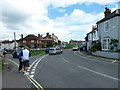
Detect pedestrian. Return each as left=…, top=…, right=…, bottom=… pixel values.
left=18, top=48, right=24, bottom=73
left=22, top=46, right=31, bottom=75
left=3, top=50, right=7, bottom=58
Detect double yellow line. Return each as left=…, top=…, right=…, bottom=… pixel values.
left=8, top=59, right=44, bottom=90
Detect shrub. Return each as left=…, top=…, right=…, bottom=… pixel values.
left=89, top=48, right=98, bottom=52
left=116, top=49, right=120, bottom=52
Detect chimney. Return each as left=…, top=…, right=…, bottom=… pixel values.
left=38, top=34, right=43, bottom=39
left=21, top=34, right=23, bottom=39
left=38, top=34, right=40, bottom=37
left=104, top=7, right=111, bottom=17
left=46, top=33, right=49, bottom=36
left=52, top=33, right=54, bottom=35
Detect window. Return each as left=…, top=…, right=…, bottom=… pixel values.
left=102, top=38, right=110, bottom=50
left=102, top=39, right=107, bottom=49
left=104, top=21, right=109, bottom=32
left=31, top=40, right=34, bottom=43
left=23, top=40, right=26, bottom=43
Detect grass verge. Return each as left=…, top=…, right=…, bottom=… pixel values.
left=31, top=50, right=45, bottom=56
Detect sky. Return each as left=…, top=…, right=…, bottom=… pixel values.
left=0, top=0, right=119, bottom=42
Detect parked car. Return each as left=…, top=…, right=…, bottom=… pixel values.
left=56, top=48, right=63, bottom=54
left=31, top=48, right=41, bottom=51
left=49, top=47, right=63, bottom=55
left=72, top=46, right=79, bottom=51
left=13, top=51, right=19, bottom=58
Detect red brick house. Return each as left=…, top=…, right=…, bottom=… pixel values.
left=69, top=39, right=82, bottom=45
left=18, top=34, right=40, bottom=48
left=18, top=33, right=57, bottom=48
left=40, top=33, right=54, bottom=47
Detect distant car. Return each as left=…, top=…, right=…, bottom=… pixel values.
left=72, top=46, right=79, bottom=51
left=49, top=47, right=63, bottom=55
left=13, top=51, right=19, bottom=58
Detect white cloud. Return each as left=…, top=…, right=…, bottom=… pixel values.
left=43, top=0, right=119, bottom=8
left=59, top=9, right=66, bottom=13
left=0, top=0, right=118, bottom=42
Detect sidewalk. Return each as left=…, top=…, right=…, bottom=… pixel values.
left=79, top=51, right=120, bottom=62
left=2, top=59, right=33, bottom=89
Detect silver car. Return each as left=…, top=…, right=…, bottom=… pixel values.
left=49, top=47, right=63, bottom=55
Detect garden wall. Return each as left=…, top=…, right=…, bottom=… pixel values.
left=92, top=51, right=120, bottom=60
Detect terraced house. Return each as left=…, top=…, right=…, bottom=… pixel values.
left=97, top=7, right=120, bottom=51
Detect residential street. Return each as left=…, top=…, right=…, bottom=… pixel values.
left=30, top=49, right=119, bottom=88
left=3, top=49, right=119, bottom=89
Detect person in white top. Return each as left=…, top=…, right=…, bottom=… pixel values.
left=22, top=46, right=31, bottom=75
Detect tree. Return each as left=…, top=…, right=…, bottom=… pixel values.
left=46, top=41, right=53, bottom=47
left=58, top=40, right=61, bottom=45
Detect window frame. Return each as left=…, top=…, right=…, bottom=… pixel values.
left=23, top=40, right=26, bottom=43
left=104, top=21, right=109, bottom=32
left=31, top=40, right=35, bottom=43
left=102, top=38, right=110, bottom=50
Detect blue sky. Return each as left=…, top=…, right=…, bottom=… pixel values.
left=48, top=3, right=116, bottom=19
left=1, top=0, right=119, bottom=42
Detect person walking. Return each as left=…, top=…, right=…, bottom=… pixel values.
left=22, top=46, right=31, bottom=75
left=18, top=48, right=23, bottom=73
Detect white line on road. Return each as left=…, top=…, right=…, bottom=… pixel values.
left=77, top=66, right=120, bottom=81
left=31, top=72, right=35, bottom=74
left=62, top=58, right=69, bottom=63
left=29, top=58, right=40, bottom=70
left=33, top=66, right=36, bottom=69
left=112, top=60, right=117, bottom=63
left=32, top=69, right=36, bottom=71
left=30, top=75, right=34, bottom=78
left=29, top=55, right=48, bottom=78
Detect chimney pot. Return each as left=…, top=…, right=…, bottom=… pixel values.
left=21, top=34, right=23, bottom=39
left=104, top=7, right=111, bottom=17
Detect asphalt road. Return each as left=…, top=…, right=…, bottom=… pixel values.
left=5, top=50, right=119, bottom=89
left=31, top=49, right=119, bottom=88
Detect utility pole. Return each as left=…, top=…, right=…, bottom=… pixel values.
left=14, top=32, right=16, bottom=49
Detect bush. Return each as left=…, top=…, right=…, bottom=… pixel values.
left=89, top=48, right=98, bottom=52
left=116, top=49, right=120, bottom=52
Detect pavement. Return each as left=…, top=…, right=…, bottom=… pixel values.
left=2, top=57, right=33, bottom=89
left=79, top=51, right=120, bottom=63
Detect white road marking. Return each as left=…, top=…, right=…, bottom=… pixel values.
left=32, top=69, right=36, bottom=71
left=31, top=72, right=35, bottom=74
left=74, top=52, right=90, bottom=59
left=29, top=58, right=39, bottom=70
left=29, top=55, right=48, bottom=78
left=33, top=66, right=36, bottom=69
left=77, top=66, right=119, bottom=81
left=30, top=75, right=34, bottom=78
left=62, top=58, right=69, bottom=63
left=112, top=60, right=117, bottom=63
